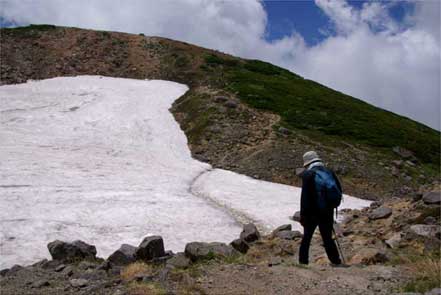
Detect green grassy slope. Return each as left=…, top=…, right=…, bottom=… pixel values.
left=202, top=55, right=440, bottom=164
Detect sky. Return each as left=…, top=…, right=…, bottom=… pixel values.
left=0, top=0, right=440, bottom=130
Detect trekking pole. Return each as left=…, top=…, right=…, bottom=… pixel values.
left=332, top=227, right=346, bottom=265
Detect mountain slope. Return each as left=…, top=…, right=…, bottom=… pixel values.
left=1, top=25, right=439, bottom=199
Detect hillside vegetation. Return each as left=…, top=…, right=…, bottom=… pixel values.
left=1, top=25, right=439, bottom=199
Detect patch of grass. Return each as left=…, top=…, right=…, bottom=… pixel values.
left=121, top=262, right=155, bottom=282
left=2, top=24, right=57, bottom=38
left=401, top=253, right=441, bottom=293
left=127, top=282, right=166, bottom=295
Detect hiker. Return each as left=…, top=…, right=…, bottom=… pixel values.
left=298, top=151, right=344, bottom=266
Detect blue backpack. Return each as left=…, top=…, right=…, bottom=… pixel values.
left=314, top=168, right=342, bottom=210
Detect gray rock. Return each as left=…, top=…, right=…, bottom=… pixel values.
left=224, top=100, right=238, bottom=108
left=78, top=261, right=96, bottom=270
left=62, top=265, right=74, bottom=277
left=97, top=260, right=112, bottom=271
left=0, top=268, right=9, bottom=276
left=391, top=160, right=403, bottom=168
left=185, top=242, right=236, bottom=262
left=425, top=288, right=441, bottom=295
left=350, top=248, right=389, bottom=265
left=230, top=238, right=249, bottom=254
left=166, top=253, right=191, bottom=269
left=240, top=223, right=260, bottom=243
left=422, top=191, right=441, bottom=205
left=268, top=256, right=282, bottom=266
left=271, top=224, right=292, bottom=237
left=108, top=244, right=137, bottom=266
left=214, top=96, right=228, bottom=103
left=47, top=240, right=97, bottom=262
left=409, top=225, right=440, bottom=239
left=54, top=264, right=66, bottom=272
left=135, top=236, right=165, bottom=261
left=370, top=201, right=382, bottom=209
left=276, top=230, right=302, bottom=240
left=424, top=216, right=437, bottom=225
left=369, top=207, right=392, bottom=220
left=385, top=233, right=402, bottom=249
left=278, top=127, right=290, bottom=135
left=392, top=146, right=414, bottom=159
left=32, top=280, right=50, bottom=288
left=70, top=278, right=88, bottom=288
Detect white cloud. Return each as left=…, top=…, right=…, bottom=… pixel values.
left=1, top=0, right=439, bottom=129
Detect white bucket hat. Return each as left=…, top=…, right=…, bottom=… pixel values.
left=303, top=151, right=321, bottom=167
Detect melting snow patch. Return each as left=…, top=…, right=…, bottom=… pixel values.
left=0, top=76, right=370, bottom=268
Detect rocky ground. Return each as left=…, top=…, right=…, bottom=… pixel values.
left=1, top=190, right=439, bottom=295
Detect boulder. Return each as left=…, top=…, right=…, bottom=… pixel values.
left=350, top=248, right=388, bottom=265
left=271, top=224, right=292, bottom=237
left=135, top=236, right=165, bottom=261
left=240, top=223, right=260, bottom=243
left=409, top=225, right=440, bottom=239
left=107, top=244, right=137, bottom=266
left=368, top=207, right=392, bottom=220
left=185, top=242, right=236, bottom=262
left=166, top=253, right=191, bottom=269
left=47, top=240, right=97, bottom=262
left=230, top=238, right=249, bottom=254
left=385, top=233, right=402, bottom=249
left=422, top=191, right=441, bottom=205
left=276, top=230, right=303, bottom=240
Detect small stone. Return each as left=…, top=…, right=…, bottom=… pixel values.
left=268, top=256, right=282, bottom=267
left=55, top=264, right=66, bottom=272
left=70, top=278, right=88, bottom=288
left=369, top=201, right=382, bottom=209
left=369, top=207, right=392, bottom=220
left=276, top=230, right=303, bottom=240
left=278, top=127, right=290, bottom=135
left=214, top=96, right=228, bottom=103
left=97, top=260, right=112, bottom=271
left=424, top=216, right=437, bottom=225
left=422, top=191, right=441, bottom=205
left=62, top=266, right=74, bottom=277
left=405, top=160, right=416, bottom=167
left=391, top=160, right=403, bottom=168
left=240, top=223, right=260, bottom=243
left=224, top=100, right=238, bottom=108
left=32, top=280, right=50, bottom=288
left=230, top=238, right=249, bottom=254
left=271, top=224, right=292, bottom=237
left=385, top=233, right=402, bottom=249
left=350, top=248, right=388, bottom=265
left=166, top=253, right=191, bottom=269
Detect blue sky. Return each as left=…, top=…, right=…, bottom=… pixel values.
left=263, top=0, right=415, bottom=45
left=0, top=0, right=439, bottom=129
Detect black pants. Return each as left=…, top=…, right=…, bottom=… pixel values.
left=299, top=211, right=341, bottom=265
